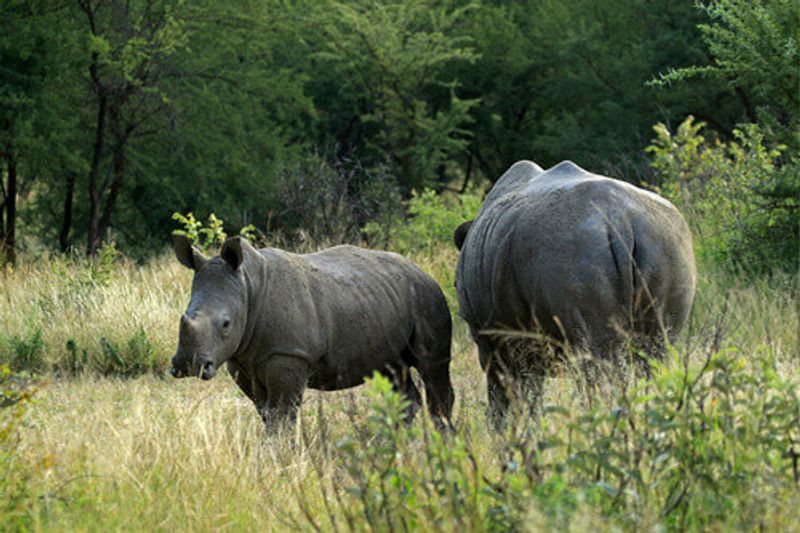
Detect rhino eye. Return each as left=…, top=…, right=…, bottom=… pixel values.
left=221, top=319, right=231, bottom=329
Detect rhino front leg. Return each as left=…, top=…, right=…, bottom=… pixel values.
left=227, top=360, right=267, bottom=408
left=259, top=355, right=310, bottom=432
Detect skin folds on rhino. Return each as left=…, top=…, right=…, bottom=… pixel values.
left=454, top=160, right=696, bottom=426
left=171, top=235, right=454, bottom=429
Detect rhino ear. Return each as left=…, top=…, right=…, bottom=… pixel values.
left=220, top=237, right=245, bottom=271
left=454, top=220, right=473, bottom=251
left=173, top=234, right=207, bottom=271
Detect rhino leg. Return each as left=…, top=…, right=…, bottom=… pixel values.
left=407, top=322, right=454, bottom=427
left=482, top=338, right=547, bottom=430
left=419, top=359, right=454, bottom=428
left=478, top=337, right=513, bottom=429
left=227, top=360, right=267, bottom=408
left=258, top=355, right=310, bottom=431
left=486, top=365, right=511, bottom=430
left=386, top=362, right=422, bottom=423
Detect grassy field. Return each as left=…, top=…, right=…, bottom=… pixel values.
left=1, top=245, right=798, bottom=531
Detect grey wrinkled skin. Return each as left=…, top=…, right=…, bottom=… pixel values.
left=454, top=160, right=696, bottom=427
left=171, top=235, right=454, bottom=430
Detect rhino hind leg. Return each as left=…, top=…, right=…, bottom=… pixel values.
left=409, top=340, right=454, bottom=427
left=486, top=365, right=511, bottom=430
left=419, top=360, right=454, bottom=427
left=405, top=311, right=454, bottom=427
left=480, top=337, right=547, bottom=431
left=386, top=362, right=423, bottom=423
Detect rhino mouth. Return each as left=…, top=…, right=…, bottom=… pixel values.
left=199, top=359, right=217, bottom=380
left=170, top=353, right=217, bottom=380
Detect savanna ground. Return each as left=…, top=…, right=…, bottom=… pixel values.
left=2, top=242, right=798, bottom=531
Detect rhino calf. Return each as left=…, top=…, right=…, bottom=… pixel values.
left=455, top=160, right=696, bottom=427
left=171, top=235, right=454, bottom=429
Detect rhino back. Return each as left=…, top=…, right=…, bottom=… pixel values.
left=243, top=246, right=447, bottom=388
left=457, top=161, right=695, bottom=344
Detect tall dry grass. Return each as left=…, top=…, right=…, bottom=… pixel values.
left=1, top=246, right=798, bottom=530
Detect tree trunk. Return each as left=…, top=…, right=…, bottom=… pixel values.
left=96, top=141, right=126, bottom=245
left=460, top=152, right=473, bottom=194
left=60, top=172, right=76, bottom=252
left=0, top=166, right=5, bottom=241
left=2, top=152, right=17, bottom=266
left=87, top=92, right=108, bottom=257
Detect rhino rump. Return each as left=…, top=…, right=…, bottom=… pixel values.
left=455, top=160, right=696, bottom=356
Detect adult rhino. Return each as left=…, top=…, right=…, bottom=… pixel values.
left=170, top=235, right=454, bottom=429
left=454, top=160, right=696, bottom=426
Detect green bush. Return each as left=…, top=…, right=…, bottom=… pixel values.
left=1, top=327, right=45, bottom=374
left=96, top=327, right=158, bottom=377
left=1, top=364, right=38, bottom=529
left=304, top=372, right=501, bottom=530
left=364, top=188, right=482, bottom=255
left=171, top=212, right=254, bottom=253
left=62, top=339, right=89, bottom=376
left=271, top=154, right=402, bottom=248
left=298, top=349, right=800, bottom=530
left=647, top=116, right=799, bottom=275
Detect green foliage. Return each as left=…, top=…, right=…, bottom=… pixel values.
left=1, top=0, right=769, bottom=257
left=0, top=364, right=38, bottom=529
left=171, top=212, right=227, bottom=252
left=62, top=339, right=89, bottom=376
left=96, top=327, right=158, bottom=377
left=302, top=349, right=800, bottom=530
left=273, top=153, right=402, bottom=246
left=521, top=348, right=799, bottom=530
left=318, top=372, right=496, bottom=530
left=654, top=0, right=800, bottom=149
left=647, top=116, right=799, bottom=274
left=45, top=243, right=122, bottom=296
left=451, top=0, right=738, bottom=182
left=364, top=188, right=482, bottom=255
left=2, top=327, right=44, bottom=374
left=172, top=211, right=255, bottom=252
left=310, top=0, right=479, bottom=192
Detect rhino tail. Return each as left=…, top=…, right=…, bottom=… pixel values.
left=615, top=221, right=672, bottom=350
left=606, top=220, right=636, bottom=334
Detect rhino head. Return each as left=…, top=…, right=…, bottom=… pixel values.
left=170, top=235, right=249, bottom=380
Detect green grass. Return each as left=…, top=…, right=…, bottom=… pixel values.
left=1, top=247, right=798, bottom=531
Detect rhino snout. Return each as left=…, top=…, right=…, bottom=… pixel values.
left=171, top=349, right=217, bottom=380
left=170, top=353, right=189, bottom=378
left=199, top=359, right=217, bottom=380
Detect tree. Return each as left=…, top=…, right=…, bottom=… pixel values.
left=309, top=0, right=478, bottom=193
left=655, top=0, right=800, bottom=151
left=0, top=1, right=69, bottom=264
left=453, top=0, right=744, bottom=183
left=75, top=0, right=188, bottom=255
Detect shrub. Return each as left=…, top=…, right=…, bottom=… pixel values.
left=364, top=188, right=482, bottom=255
left=1, top=327, right=45, bottom=374
left=274, top=153, right=403, bottom=247
left=96, top=327, right=159, bottom=377
left=301, top=372, right=500, bottom=530
left=647, top=116, right=799, bottom=275
left=62, top=339, right=89, bottom=376
left=0, top=364, right=38, bottom=529
left=297, top=348, right=800, bottom=530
